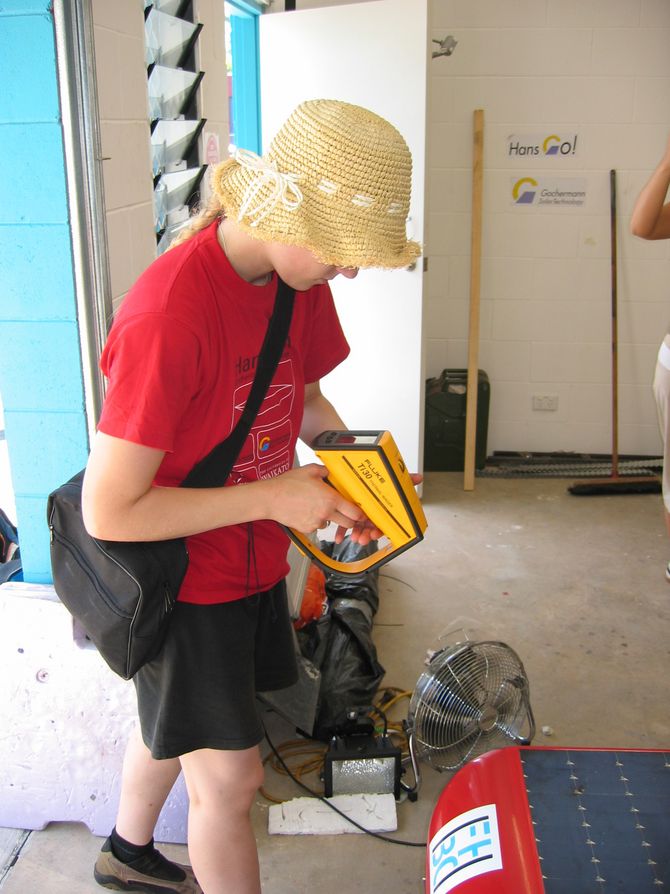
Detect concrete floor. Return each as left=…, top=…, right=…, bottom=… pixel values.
left=1, top=471, right=669, bottom=893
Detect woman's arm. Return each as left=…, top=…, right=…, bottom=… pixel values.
left=82, top=431, right=365, bottom=542
left=299, top=380, right=346, bottom=446
left=630, top=135, right=670, bottom=240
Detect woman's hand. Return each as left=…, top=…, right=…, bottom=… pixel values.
left=265, top=463, right=364, bottom=534
left=336, top=471, right=424, bottom=545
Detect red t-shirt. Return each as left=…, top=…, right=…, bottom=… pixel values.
left=97, top=221, right=349, bottom=603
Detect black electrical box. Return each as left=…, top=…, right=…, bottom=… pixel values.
left=424, top=369, right=490, bottom=471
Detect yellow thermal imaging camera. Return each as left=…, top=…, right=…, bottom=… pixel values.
left=287, top=430, right=427, bottom=577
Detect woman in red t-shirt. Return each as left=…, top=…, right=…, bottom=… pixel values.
left=83, top=99, right=421, bottom=894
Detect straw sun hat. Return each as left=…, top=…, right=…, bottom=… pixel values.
left=212, top=99, right=422, bottom=270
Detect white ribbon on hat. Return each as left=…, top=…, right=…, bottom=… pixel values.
left=234, top=148, right=303, bottom=227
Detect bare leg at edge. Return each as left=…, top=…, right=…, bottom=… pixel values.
left=180, top=745, right=264, bottom=894
left=115, top=725, right=182, bottom=845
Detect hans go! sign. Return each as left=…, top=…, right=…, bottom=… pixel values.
left=507, top=132, right=579, bottom=158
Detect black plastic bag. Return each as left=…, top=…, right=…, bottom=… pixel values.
left=297, top=538, right=385, bottom=741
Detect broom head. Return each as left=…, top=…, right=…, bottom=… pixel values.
left=568, top=475, right=661, bottom=496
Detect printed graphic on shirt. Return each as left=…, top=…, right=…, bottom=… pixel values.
left=231, top=357, right=296, bottom=482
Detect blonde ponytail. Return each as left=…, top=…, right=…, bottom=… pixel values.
left=166, top=187, right=225, bottom=251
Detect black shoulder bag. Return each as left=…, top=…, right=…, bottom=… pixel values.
left=47, top=278, right=295, bottom=680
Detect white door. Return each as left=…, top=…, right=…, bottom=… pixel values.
left=259, top=0, right=428, bottom=473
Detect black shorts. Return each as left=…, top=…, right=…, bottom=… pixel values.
left=133, top=581, right=299, bottom=759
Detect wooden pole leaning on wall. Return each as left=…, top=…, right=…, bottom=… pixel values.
left=464, top=109, right=485, bottom=491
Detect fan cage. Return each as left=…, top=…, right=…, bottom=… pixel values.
left=407, top=640, right=534, bottom=771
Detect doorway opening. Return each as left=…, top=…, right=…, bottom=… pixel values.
left=225, top=0, right=263, bottom=154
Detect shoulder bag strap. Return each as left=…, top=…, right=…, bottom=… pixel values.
left=181, top=276, right=296, bottom=489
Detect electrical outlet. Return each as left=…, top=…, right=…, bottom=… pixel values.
left=532, top=394, right=559, bottom=411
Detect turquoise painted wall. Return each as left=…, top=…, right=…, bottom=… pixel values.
left=0, top=1, right=89, bottom=583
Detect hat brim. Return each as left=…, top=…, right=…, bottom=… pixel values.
left=213, top=157, right=422, bottom=270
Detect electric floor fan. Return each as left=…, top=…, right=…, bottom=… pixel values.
left=403, top=628, right=535, bottom=794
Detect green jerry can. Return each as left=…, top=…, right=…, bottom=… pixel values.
left=423, top=369, right=490, bottom=471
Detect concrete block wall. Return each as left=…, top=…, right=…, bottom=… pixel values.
left=92, top=0, right=157, bottom=316
left=425, top=0, right=670, bottom=456
left=0, top=1, right=89, bottom=582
